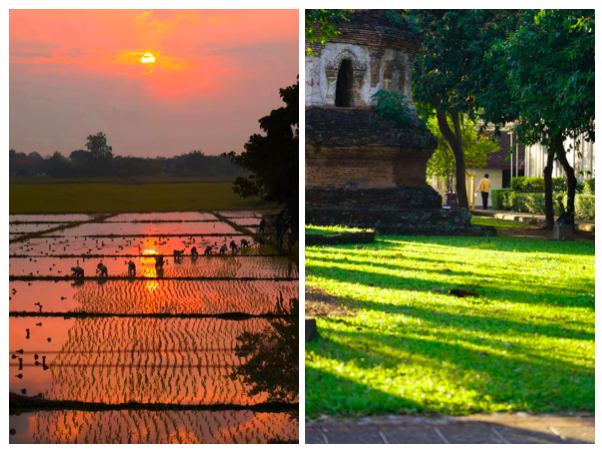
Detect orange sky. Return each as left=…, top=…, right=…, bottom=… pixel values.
left=9, top=9, right=299, bottom=157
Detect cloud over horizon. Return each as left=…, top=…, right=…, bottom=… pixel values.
left=10, top=9, right=299, bottom=157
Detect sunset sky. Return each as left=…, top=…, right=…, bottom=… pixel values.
left=9, top=9, right=299, bottom=157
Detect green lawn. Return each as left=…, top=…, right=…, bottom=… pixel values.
left=306, top=225, right=370, bottom=236
left=10, top=182, right=269, bottom=213
left=471, top=216, right=526, bottom=229
left=305, top=236, right=595, bottom=418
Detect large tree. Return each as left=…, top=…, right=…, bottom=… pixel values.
left=483, top=10, right=595, bottom=227
left=225, top=79, right=299, bottom=249
left=85, top=132, right=113, bottom=160
left=409, top=9, right=519, bottom=209
left=426, top=115, right=500, bottom=193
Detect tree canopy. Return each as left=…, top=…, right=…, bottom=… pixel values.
left=85, top=132, right=114, bottom=160
left=225, top=78, right=299, bottom=248
left=408, top=9, right=519, bottom=209
left=426, top=115, right=500, bottom=193
left=479, top=9, right=595, bottom=225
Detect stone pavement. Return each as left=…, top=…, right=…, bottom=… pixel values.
left=474, top=209, right=595, bottom=233
left=306, top=413, right=595, bottom=444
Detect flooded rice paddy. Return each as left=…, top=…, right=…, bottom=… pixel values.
left=9, top=211, right=299, bottom=443
left=10, top=224, right=65, bottom=234
left=57, top=221, right=239, bottom=236
left=10, top=214, right=96, bottom=223
left=10, top=410, right=297, bottom=444
left=9, top=256, right=297, bottom=279
left=10, top=235, right=266, bottom=256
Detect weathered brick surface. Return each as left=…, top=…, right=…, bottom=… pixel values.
left=305, top=108, right=437, bottom=190
left=306, top=108, right=436, bottom=149
left=306, top=187, right=442, bottom=209
left=305, top=206, right=484, bottom=236
left=306, top=10, right=422, bottom=66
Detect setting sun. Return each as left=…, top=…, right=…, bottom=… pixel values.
left=141, top=53, right=155, bottom=64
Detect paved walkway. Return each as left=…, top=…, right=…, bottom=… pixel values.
left=474, top=209, right=595, bottom=233
left=306, top=414, right=594, bottom=444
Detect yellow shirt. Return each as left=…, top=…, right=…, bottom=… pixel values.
left=477, top=178, right=491, bottom=193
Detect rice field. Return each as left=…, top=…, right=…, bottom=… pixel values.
left=10, top=410, right=298, bottom=444
left=56, top=221, right=239, bottom=236
left=10, top=235, right=268, bottom=256
left=9, top=256, right=297, bottom=279
left=9, top=211, right=299, bottom=444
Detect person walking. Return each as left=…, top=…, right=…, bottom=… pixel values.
left=476, top=174, right=492, bottom=210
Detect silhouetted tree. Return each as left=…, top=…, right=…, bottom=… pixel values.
left=69, top=149, right=93, bottom=165
left=225, top=78, right=299, bottom=249
left=479, top=9, right=595, bottom=227
left=85, top=132, right=113, bottom=160
left=230, top=296, right=299, bottom=406
left=48, top=151, right=69, bottom=177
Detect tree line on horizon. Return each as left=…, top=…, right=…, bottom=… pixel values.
left=9, top=132, right=248, bottom=179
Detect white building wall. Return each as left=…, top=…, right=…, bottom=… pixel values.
left=468, top=168, right=503, bottom=208
left=524, top=136, right=595, bottom=181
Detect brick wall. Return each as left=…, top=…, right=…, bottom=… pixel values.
left=306, top=146, right=433, bottom=189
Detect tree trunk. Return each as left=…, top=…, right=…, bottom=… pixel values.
left=435, top=107, right=468, bottom=209
left=543, top=151, right=555, bottom=230
left=555, top=134, right=577, bottom=225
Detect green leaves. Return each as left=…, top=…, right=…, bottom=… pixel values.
left=305, top=10, right=352, bottom=56
left=425, top=115, right=500, bottom=185
left=370, top=90, right=415, bottom=127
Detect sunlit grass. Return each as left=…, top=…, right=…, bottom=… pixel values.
left=471, top=216, right=526, bottom=229
left=305, top=235, right=595, bottom=418
left=305, top=225, right=371, bottom=236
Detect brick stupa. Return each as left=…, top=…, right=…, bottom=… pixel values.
left=305, top=10, right=482, bottom=235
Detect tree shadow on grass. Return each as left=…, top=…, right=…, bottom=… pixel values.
left=305, top=362, right=427, bottom=417
left=309, top=251, right=595, bottom=297
left=307, top=261, right=594, bottom=311
left=378, top=235, right=596, bottom=257
left=326, top=295, right=594, bottom=342
left=307, top=323, right=594, bottom=416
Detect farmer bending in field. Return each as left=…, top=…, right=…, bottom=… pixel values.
left=96, top=263, right=108, bottom=277
left=219, top=244, right=228, bottom=255
left=173, top=249, right=184, bottom=262
left=190, top=246, right=198, bottom=257
left=71, top=266, right=84, bottom=278
left=230, top=240, right=239, bottom=254
left=154, top=254, right=165, bottom=270
left=127, top=260, right=136, bottom=277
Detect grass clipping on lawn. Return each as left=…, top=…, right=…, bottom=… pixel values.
left=305, top=235, right=594, bottom=418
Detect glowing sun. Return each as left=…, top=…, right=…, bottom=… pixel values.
left=141, top=53, right=155, bottom=64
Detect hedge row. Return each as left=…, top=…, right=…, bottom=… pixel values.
left=491, top=189, right=595, bottom=220
left=575, top=194, right=595, bottom=220
left=582, top=178, right=595, bottom=195
left=510, top=176, right=595, bottom=194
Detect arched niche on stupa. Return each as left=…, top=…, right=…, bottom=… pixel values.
left=378, top=50, right=412, bottom=101
left=322, top=46, right=369, bottom=107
